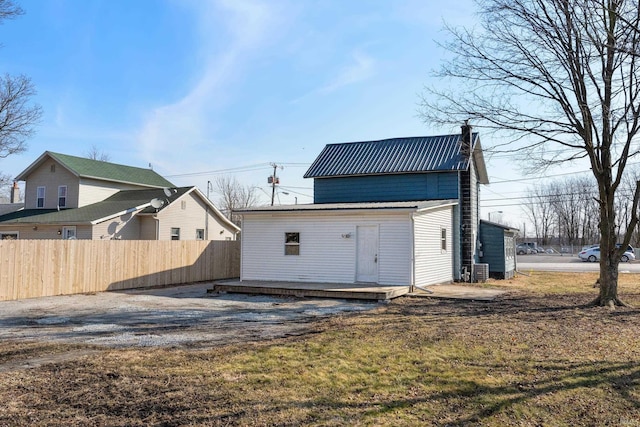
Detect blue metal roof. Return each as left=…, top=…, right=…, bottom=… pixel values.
left=304, top=134, right=479, bottom=179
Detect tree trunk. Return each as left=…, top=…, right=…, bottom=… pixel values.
left=595, top=261, right=622, bottom=308
left=593, top=196, right=628, bottom=308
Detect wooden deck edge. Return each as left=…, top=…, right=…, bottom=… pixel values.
left=209, top=284, right=409, bottom=301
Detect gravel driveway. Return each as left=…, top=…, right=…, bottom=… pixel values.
left=0, top=283, right=379, bottom=349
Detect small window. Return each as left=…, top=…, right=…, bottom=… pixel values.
left=441, top=228, right=447, bottom=251
left=170, top=228, right=180, bottom=240
left=36, top=186, right=45, bottom=208
left=285, top=232, right=300, bottom=256
left=181, top=200, right=187, bottom=210
left=62, top=226, right=76, bottom=240
left=58, top=186, right=67, bottom=208
left=196, top=229, right=204, bottom=240
left=0, top=232, right=18, bottom=240
left=50, top=164, right=56, bottom=173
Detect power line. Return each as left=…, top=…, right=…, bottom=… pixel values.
left=165, top=163, right=272, bottom=178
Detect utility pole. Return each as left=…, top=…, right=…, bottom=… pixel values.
left=268, top=163, right=283, bottom=206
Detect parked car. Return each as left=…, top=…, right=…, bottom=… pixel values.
left=578, top=246, right=635, bottom=262
left=516, top=244, right=532, bottom=255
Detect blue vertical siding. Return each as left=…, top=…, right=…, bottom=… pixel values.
left=314, top=172, right=459, bottom=203
left=479, top=221, right=517, bottom=279
left=479, top=223, right=506, bottom=274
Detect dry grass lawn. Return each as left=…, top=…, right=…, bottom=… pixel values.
left=2, top=272, right=640, bottom=426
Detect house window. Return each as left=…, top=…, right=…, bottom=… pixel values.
left=170, top=228, right=180, bottom=240
left=50, top=164, right=55, bottom=173
left=196, top=229, right=204, bottom=240
left=181, top=200, right=187, bottom=210
left=441, top=228, right=447, bottom=251
left=58, top=186, right=67, bottom=208
left=285, top=232, right=300, bottom=255
left=62, top=226, right=76, bottom=240
left=0, top=232, right=18, bottom=240
left=36, top=186, right=45, bottom=208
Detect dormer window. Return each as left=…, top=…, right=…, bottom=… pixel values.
left=36, top=186, right=45, bottom=208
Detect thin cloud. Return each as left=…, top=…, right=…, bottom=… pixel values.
left=291, top=50, right=376, bottom=104
left=319, top=50, right=375, bottom=94
left=136, top=0, right=282, bottom=173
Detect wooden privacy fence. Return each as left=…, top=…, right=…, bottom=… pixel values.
left=0, top=240, right=240, bottom=301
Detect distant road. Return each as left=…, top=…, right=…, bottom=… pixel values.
left=516, top=254, right=640, bottom=273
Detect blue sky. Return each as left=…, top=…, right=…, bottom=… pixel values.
left=1, top=0, right=557, bottom=230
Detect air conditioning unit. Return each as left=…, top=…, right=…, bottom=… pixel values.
left=474, top=263, right=489, bottom=283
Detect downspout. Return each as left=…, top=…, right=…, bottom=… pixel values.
left=154, top=215, right=160, bottom=240
left=410, top=212, right=415, bottom=293
left=205, top=206, right=209, bottom=240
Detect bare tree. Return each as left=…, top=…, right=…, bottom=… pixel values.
left=213, top=176, right=259, bottom=225
left=0, top=1, right=42, bottom=168
left=422, top=0, right=640, bottom=307
left=85, top=145, right=110, bottom=162
left=523, top=184, right=556, bottom=245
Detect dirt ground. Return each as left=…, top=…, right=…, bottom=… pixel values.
left=0, top=282, right=379, bottom=370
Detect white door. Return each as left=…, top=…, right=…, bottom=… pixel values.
left=356, top=225, right=379, bottom=283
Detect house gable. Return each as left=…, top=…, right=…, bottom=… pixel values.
left=15, top=151, right=175, bottom=210
left=304, top=133, right=488, bottom=205
left=151, top=187, right=240, bottom=241
left=16, top=152, right=174, bottom=188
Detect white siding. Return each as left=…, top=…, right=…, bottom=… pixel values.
left=413, top=206, right=454, bottom=286
left=241, top=211, right=412, bottom=285
left=78, top=178, right=153, bottom=207
left=156, top=192, right=236, bottom=241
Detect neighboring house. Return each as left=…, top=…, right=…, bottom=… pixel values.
left=478, top=220, right=518, bottom=279
left=0, top=152, right=239, bottom=240
left=238, top=123, right=492, bottom=287
left=0, top=182, right=24, bottom=218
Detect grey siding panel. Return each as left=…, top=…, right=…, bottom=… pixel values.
left=241, top=212, right=412, bottom=285
left=92, top=215, right=142, bottom=240
left=24, top=159, right=80, bottom=209
left=414, top=207, right=454, bottom=286
left=314, top=173, right=459, bottom=203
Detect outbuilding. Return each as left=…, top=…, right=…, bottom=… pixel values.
left=478, top=220, right=518, bottom=279
left=237, top=200, right=457, bottom=288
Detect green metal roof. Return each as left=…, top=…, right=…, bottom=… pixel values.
left=0, top=187, right=191, bottom=225
left=16, top=151, right=174, bottom=188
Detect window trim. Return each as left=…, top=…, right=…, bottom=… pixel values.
left=170, top=227, right=180, bottom=240
left=36, top=186, right=45, bottom=208
left=62, top=226, right=76, bottom=240
left=58, top=185, right=67, bottom=208
left=285, top=232, right=300, bottom=256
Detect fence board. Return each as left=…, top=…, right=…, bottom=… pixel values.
left=0, top=240, right=240, bottom=301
